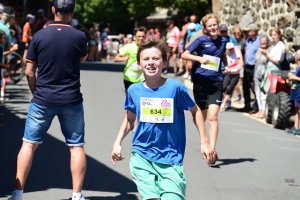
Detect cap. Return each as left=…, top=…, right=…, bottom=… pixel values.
left=219, top=24, right=228, bottom=32
left=226, top=42, right=235, bottom=49
left=0, top=4, right=4, bottom=12
left=3, top=6, right=14, bottom=15
left=244, top=23, right=259, bottom=31
left=37, top=8, right=45, bottom=13
left=187, top=23, right=196, bottom=30
left=54, top=0, right=75, bottom=13
left=26, top=14, right=35, bottom=19
left=166, top=20, right=174, bottom=26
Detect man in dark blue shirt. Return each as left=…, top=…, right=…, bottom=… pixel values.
left=8, top=1, right=89, bottom=200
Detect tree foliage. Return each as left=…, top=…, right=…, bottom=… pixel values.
left=75, top=0, right=210, bottom=32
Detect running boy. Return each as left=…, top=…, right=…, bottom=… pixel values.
left=111, top=38, right=216, bottom=200
left=114, top=26, right=147, bottom=91
left=287, top=50, right=300, bottom=135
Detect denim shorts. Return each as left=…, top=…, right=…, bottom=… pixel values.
left=23, top=103, right=85, bottom=146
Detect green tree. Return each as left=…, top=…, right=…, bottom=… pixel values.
left=75, top=0, right=211, bottom=33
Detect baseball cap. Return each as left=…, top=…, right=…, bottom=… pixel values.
left=166, top=20, right=174, bottom=26
left=187, top=23, right=196, bottom=30
left=26, top=14, right=35, bottom=19
left=0, top=4, right=4, bottom=13
left=219, top=24, right=228, bottom=32
left=54, top=0, right=75, bottom=13
left=244, top=23, right=259, bottom=31
left=226, top=42, right=235, bottom=49
left=3, top=6, right=14, bottom=15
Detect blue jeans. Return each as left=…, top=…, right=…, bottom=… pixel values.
left=23, top=103, right=85, bottom=146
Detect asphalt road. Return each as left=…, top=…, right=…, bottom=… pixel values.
left=0, top=63, right=299, bottom=200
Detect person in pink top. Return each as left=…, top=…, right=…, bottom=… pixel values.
left=165, top=20, right=180, bottom=75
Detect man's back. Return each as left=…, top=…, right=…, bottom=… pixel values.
left=26, top=21, right=88, bottom=106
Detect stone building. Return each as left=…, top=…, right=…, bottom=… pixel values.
left=212, top=0, right=299, bottom=52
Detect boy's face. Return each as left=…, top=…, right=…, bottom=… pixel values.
left=134, top=31, right=146, bottom=44
left=0, top=35, right=6, bottom=44
left=138, top=47, right=166, bottom=78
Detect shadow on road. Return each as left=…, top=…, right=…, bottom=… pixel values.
left=64, top=193, right=138, bottom=200
left=0, top=88, right=138, bottom=199
left=210, top=158, right=257, bottom=169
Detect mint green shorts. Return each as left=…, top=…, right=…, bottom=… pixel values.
left=129, top=152, right=186, bottom=200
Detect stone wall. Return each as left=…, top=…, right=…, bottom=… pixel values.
left=212, top=0, right=299, bottom=52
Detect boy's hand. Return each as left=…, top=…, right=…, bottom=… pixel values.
left=201, top=142, right=216, bottom=165
left=111, top=143, right=125, bottom=166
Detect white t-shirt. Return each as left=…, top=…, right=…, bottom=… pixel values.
left=268, top=41, right=285, bottom=64
left=227, top=52, right=240, bottom=72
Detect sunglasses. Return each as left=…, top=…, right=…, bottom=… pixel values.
left=234, top=32, right=241, bottom=35
left=220, top=31, right=227, bottom=33
left=136, top=36, right=145, bottom=38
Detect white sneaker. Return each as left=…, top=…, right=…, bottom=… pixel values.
left=7, top=192, right=22, bottom=200
left=182, top=73, right=189, bottom=79
left=72, top=195, right=90, bottom=200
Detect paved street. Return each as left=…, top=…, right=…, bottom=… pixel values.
left=0, top=63, right=300, bottom=200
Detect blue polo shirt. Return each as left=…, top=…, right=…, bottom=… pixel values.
left=26, top=21, right=88, bottom=106
left=245, top=35, right=260, bottom=65
left=187, top=35, right=227, bottom=81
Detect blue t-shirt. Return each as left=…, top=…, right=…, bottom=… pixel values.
left=26, top=21, right=88, bottom=106
left=187, top=23, right=201, bottom=37
left=125, top=79, right=196, bottom=165
left=245, top=35, right=260, bottom=65
left=187, top=35, right=227, bottom=82
left=226, top=35, right=238, bottom=46
left=0, top=20, right=11, bottom=63
left=290, top=67, right=300, bottom=101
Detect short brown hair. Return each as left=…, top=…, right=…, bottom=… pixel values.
left=134, top=26, right=147, bottom=35
left=201, top=13, right=219, bottom=29
left=137, top=37, right=170, bottom=63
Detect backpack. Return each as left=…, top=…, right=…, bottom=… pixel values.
left=281, top=53, right=290, bottom=71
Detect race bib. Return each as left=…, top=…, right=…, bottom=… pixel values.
left=140, top=98, right=174, bottom=123
left=125, top=64, right=143, bottom=78
left=201, top=54, right=220, bottom=71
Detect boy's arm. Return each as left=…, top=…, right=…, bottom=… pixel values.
left=0, top=63, right=8, bottom=69
left=111, top=110, right=136, bottom=165
left=190, top=104, right=216, bottom=165
left=25, top=61, right=37, bottom=94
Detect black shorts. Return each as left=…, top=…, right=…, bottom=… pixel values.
left=168, top=47, right=178, bottom=54
left=223, top=74, right=240, bottom=95
left=124, top=79, right=134, bottom=92
left=193, top=79, right=223, bottom=110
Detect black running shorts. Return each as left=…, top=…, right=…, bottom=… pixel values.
left=193, top=79, right=223, bottom=110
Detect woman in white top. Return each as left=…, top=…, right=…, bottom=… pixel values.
left=260, top=28, right=286, bottom=93
left=221, top=42, right=244, bottom=111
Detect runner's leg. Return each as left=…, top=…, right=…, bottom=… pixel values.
left=207, top=104, right=220, bottom=150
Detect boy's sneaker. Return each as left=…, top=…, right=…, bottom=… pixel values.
left=163, top=69, right=169, bottom=75
left=72, top=195, right=90, bottom=200
left=7, top=192, right=22, bottom=200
